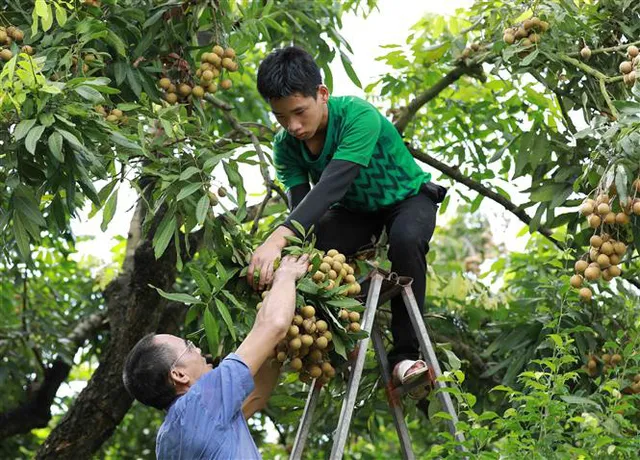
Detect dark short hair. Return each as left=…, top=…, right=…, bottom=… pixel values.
left=123, top=334, right=177, bottom=410
left=257, top=46, right=322, bottom=100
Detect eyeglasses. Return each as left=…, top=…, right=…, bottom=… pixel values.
left=170, top=339, right=195, bottom=370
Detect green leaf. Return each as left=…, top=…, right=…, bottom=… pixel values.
left=13, top=187, right=46, bottom=227
left=101, top=190, right=118, bottom=232
left=214, top=298, right=236, bottom=341
left=559, top=395, right=601, bottom=409
left=204, top=307, right=220, bottom=355
left=179, top=166, right=201, bottom=181
left=269, top=395, right=306, bottom=407
left=340, top=52, right=362, bottom=88
left=196, top=194, right=209, bottom=225
left=105, top=30, right=127, bottom=56
left=55, top=128, right=84, bottom=151
left=177, top=182, right=202, bottom=201
left=332, top=333, right=347, bottom=359
left=290, top=220, right=306, bottom=237
left=110, top=132, right=141, bottom=150
left=13, top=213, right=31, bottom=260
left=14, top=119, right=37, bottom=141
left=74, top=85, right=104, bottom=103
left=152, top=286, right=201, bottom=305
left=615, top=165, right=628, bottom=205
left=190, top=266, right=212, bottom=297
left=153, top=214, right=176, bottom=259
left=54, top=3, right=67, bottom=26
left=520, top=48, right=539, bottom=66
left=326, top=297, right=364, bottom=310
left=25, top=125, right=46, bottom=154
left=41, top=2, right=53, bottom=31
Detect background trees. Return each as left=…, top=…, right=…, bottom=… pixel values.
left=1, top=0, right=638, bottom=458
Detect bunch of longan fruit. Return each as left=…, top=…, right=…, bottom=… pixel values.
left=571, top=180, right=640, bottom=301
left=618, top=45, right=638, bottom=87
left=309, top=249, right=361, bottom=295
left=259, top=248, right=364, bottom=384
left=0, top=25, right=28, bottom=62
left=158, top=44, right=238, bottom=105
left=502, top=16, right=550, bottom=50
left=459, top=42, right=485, bottom=60
left=585, top=352, right=640, bottom=394
left=95, top=106, right=127, bottom=124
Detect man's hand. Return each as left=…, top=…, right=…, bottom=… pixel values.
left=248, top=226, right=295, bottom=290
left=274, top=254, right=309, bottom=282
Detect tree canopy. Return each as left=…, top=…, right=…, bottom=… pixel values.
left=1, top=0, right=639, bottom=458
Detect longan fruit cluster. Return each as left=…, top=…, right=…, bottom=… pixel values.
left=95, top=106, right=127, bottom=124
left=502, top=16, right=550, bottom=50
left=619, top=45, right=639, bottom=87
left=158, top=44, right=238, bottom=105
left=459, top=42, right=485, bottom=60
left=585, top=352, right=623, bottom=378
left=207, top=187, right=226, bottom=206
left=309, top=249, right=361, bottom=295
left=0, top=25, right=26, bottom=62
left=572, top=182, right=640, bottom=300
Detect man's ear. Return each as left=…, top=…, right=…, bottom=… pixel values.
left=170, top=368, right=190, bottom=387
left=317, top=85, right=329, bottom=103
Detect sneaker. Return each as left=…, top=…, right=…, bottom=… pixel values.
left=392, top=359, right=431, bottom=400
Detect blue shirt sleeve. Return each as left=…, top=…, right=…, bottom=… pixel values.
left=197, top=353, right=255, bottom=423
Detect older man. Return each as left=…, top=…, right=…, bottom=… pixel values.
left=123, top=254, right=308, bottom=459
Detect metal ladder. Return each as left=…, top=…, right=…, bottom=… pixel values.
left=289, top=267, right=465, bottom=459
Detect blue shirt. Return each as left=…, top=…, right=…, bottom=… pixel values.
left=156, top=353, right=261, bottom=459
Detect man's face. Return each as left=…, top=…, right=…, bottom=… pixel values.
left=155, top=334, right=212, bottom=386
left=270, top=86, right=329, bottom=141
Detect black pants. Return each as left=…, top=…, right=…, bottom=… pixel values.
left=314, top=183, right=443, bottom=368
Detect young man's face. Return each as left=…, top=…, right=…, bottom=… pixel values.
left=156, top=334, right=212, bottom=387
left=270, top=86, right=329, bottom=141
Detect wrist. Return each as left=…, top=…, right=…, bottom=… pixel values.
left=268, top=226, right=295, bottom=250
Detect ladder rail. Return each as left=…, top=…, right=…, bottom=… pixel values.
left=329, top=272, right=384, bottom=459
left=370, top=327, right=415, bottom=460
left=289, top=379, right=323, bottom=460
left=400, top=285, right=466, bottom=445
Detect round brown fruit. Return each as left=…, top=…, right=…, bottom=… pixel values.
left=628, top=45, right=639, bottom=58
left=309, top=349, right=322, bottom=363
left=608, top=265, right=621, bottom=277
left=159, top=77, right=171, bottom=89
left=192, top=85, right=205, bottom=98
left=178, top=84, right=192, bottom=96
left=106, top=114, right=118, bottom=122
left=301, top=305, right=315, bottom=319
left=322, top=331, right=332, bottom=341
left=224, top=47, right=236, bottom=58
left=579, top=287, right=592, bottom=301
left=580, top=47, right=592, bottom=60
left=600, top=242, right=614, bottom=256
left=293, top=314, right=303, bottom=326
left=12, top=29, right=24, bottom=42
left=167, top=83, right=176, bottom=93
left=634, top=201, right=640, bottom=215
left=587, top=359, right=597, bottom=371
left=217, top=186, right=227, bottom=197
left=312, top=271, right=325, bottom=282
left=0, top=49, right=13, bottom=61
left=588, top=215, right=601, bottom=228
left=289, top=338, right=302, bottom=350
left=220, top=79, right=232, bottom=90
left=539, top=21, right=550, bottom=32
left=316, top=320, right=328, bottom=333
left=202, top=69, right=214, bottom=81
left=570, top=274, right=582, bottom=288
left=315, top=336, right=328, bottom=349
left=327, top=270, right=337, bottom=280
left=574, top=260, right=588, bottom=273
left=597, top=203, right=610, bottom=215
left=523, top=19, right=534, bottom=30
left=349, top=322, right=361, bottom=332
left=21, top=45, right=34, bottom=55
left=596, top=254, right=610, bottom=268
left=332, top=261, right=343, bottom=272
left=620, top=61, right=633, bottom=74
left=290, top=357, right=303, bottom=370
left=589, top=235, right=603, bottom=248
left=277, top=351, right=287, bottom=362
left=584, top=266, right=600, bottom=281
left=348, top=311, right=360, bottom=322
left=212, top=45, right=224, bottom=57
left=288, top=325, right=300, bottom=338
left=608, top=253, right=620, bottom=265
left=503, top=33, right=515, bottom=45
left=604, top=212, right=616, bottom=224
left=221, top=57, right=235, bottom=70
left=300, top=335, right=313, bottom=347
left=206, top=83, right=218, bottom=93
left=615, top=212, right=629, bottom=225
left=613, top=242, right=627, bottom=255
left=206, top=53, right=221, bottom=66
left=611, top=354, right=622, bottom=365
left=308, top=365, right=322, bottom=379
left=589, top=248, right=599, bottom=262
left=339, top=309, right=349, bottom=320
left=580, top=200, right=594, bottom=215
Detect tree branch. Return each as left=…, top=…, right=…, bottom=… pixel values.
left=0, top=312, right=108, bottom=441
left=406, top=144, right=564, bottom=250
left=395, top=62, right=486, bottom=134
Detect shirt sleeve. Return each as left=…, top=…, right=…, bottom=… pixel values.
left=197, top=353, right=255, bottom=424
left=274, top=136, right=309, bottom=190
left=288, top=183, right=311, bottom=210
left=283, top=159, right=360, bottom=235
left=332, top=102, right=381, bottom=167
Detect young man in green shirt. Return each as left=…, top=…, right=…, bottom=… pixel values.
left=248, top=46, right=446, bottom=396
